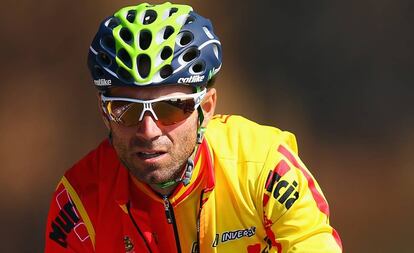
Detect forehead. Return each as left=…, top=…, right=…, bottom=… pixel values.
left=107, top=85, right=194, bottom=99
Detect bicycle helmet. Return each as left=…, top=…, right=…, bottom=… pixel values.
left=87, top=2, right=222, bottom=92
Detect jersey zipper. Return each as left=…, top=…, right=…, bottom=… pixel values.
left=163, top=196, right=182, bottom=253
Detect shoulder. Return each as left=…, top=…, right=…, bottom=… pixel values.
left=205, top=115, right=298, bottom=162
left=204, top=115, right=304, bottom=220
left=59, top=140, right=120, bottom=204
left=45, top=139, right=120, bottom=251
left=64, top=139, right=120, bottom=190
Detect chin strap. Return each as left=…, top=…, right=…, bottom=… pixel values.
left=196, top=107, right=206, bottom=144
left=156, top=127, right=204, bottom=189
left=108, top=131, right=113, bottom=145
left=156, top=87, right=206, bottom=189
left=181, top=158, right=195, bottom=186
left=156, top=157, right=195, bottom=189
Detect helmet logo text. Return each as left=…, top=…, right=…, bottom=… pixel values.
left=94, top=79, right=112, bottom=86
left=178, top=75, right=205, bottom=84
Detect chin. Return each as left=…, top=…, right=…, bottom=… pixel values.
left=135, top=168, right=174, bottom=185
left=127, top=159, right=183, bottom=184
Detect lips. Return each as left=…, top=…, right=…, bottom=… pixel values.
left=137, top=151, right=165, bottom=159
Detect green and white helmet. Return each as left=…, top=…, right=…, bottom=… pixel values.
left=88, top=2, right=222, bottom=92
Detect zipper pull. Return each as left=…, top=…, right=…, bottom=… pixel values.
left=163, top=196, right=173, bottom=224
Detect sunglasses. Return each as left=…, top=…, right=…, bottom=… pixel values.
left=101, top=89, right=206, bottom=126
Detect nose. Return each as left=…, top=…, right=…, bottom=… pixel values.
left=135, top=113, right=163, bottom=140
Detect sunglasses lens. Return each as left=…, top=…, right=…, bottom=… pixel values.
left=106, top=101, right=143, bottom=126
left=104, top=96, right=198, bottom=126
left=153, top=99, right=196, bottom=125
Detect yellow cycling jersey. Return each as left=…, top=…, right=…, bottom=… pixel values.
left=45, top=115, right=342, bottom=253
left=198, top=115, right=342, bottom=252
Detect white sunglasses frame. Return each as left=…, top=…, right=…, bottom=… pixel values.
left=100, top=88, right=207, bottom=124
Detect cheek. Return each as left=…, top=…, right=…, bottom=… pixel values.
left=110, top=124, right=135, bottom=145
left=167, top=114, right=199, bottom=144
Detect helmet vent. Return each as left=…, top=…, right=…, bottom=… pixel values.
left=185, top=16, right=196, bottom=25
left=169, top=8, right=178, bottom=17
left=101, top=36, right=115, bottom=52
left=137, top=54, right=151, bottom=78
left=120, top=28, right=133, bottom=44
left=126, top=10, right=137, bottom=23
left=160, top=65, right=173, bottom=79
left=106, top=17, right=120, bottom=29
left=179, top=32, right=193, bottom=46
left=139, top=30, right=152, bottom=50
left=117, top=67, right=133, bottom=82
left=163, top=26, right=175, bottom=40
left=143, top=10, right=157, bottom=25
left=160, top=46, right=173, bottom=60
left=191, top=62, right=205, bottom=74
left=117, top=49, right=132, bottom=68
left=182, top=48, right=199, bottom=62
left=97, top=52, right=111, bottom=67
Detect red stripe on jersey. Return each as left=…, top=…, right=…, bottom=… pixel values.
left=247, top=243, right=261, bottom=253
left=262, top=194, right=270, bottom=207
left=223, top=115, right=232, bottom=123
left=263, top=214, right=282, bottom=252
left=212, top=114, right=232, bottom=123
left=277, top=145, right=330, bottom=216
left=275, top=160, right=290, bottom=176
left=265, top=227, right=282, bottom=252
left=264, top=160, right=290, bottom=190
left=332, top=228, right=343, bottom=250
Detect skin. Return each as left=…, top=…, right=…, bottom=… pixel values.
left=99, top=85, right=217, bottom=195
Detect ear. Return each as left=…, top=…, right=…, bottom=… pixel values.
left=200, top=88, right=217, bottom=127
left=97, top=92, right=111, bottom=130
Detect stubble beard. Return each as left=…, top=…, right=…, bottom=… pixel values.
left=111, top=131, right=197, bottom=185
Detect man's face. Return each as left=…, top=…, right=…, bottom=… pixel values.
left=104, top=85, right=199, bottom=187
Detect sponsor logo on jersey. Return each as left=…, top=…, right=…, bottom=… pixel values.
left=178, top=75, right=205, bottom=84
left=212, top=227, right=256, bottom=247
left=49, top=201, right=80, bottom=248
left=124, top=236, right=134, bottom=252
left=94, top=79, right=112, bottom=86
left=264, top=160, right=299, bottom=210
left=247, top=236, right=274, bottom=253
left=49, top=188, right=89, bottom=248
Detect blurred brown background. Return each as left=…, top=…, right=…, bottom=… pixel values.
left=1, top=0, right=413, bottom=252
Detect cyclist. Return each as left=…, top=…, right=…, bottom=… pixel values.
left=45, top=2, right=342, bottom=252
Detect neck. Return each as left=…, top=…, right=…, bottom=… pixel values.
left=149, top=161, right=188, bottom=196
left=152, top=148, right=198, bottom=196
left=149, top=183, right=178, bottom=196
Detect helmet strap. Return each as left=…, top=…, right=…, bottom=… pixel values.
left=156, top=152, right=196, bottom=189
left=156, top=86, right=206, bottom=189
left=108, top=130, right=113, bottom=145
left=196, top=94, right=206, bottom=144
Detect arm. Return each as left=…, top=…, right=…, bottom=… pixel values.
left=259, top=144, right=342, bottom=253
left=44, top=178, right=95, bottom=253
